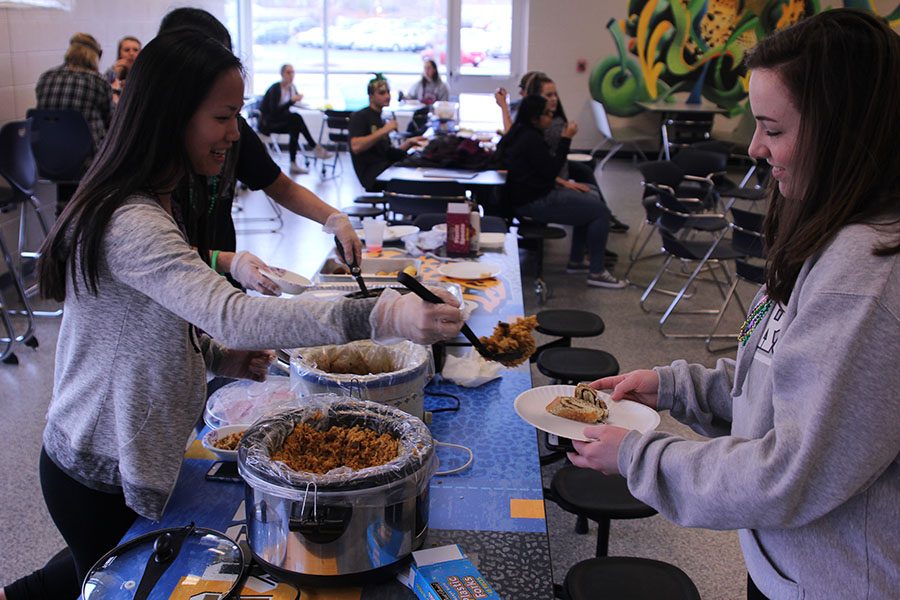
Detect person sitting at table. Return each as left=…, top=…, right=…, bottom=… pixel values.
left=156, top=8, right=362, bottom=292
left=568, top=10, right=899, bottom=600
left=498, top=95, right=626, bottom=289
left=406, top=59, right=449, bottom=104
left=494, top=70, right=542, bottom=134
left=525, top=72, right=630, bottom=236
left=259, top=63, right=333, bottom=175
left=349, top=75, right=425, bottom=192
left=103, top=35, right=140, bottom=101
left=0, top=29, right=465, bottom=600
left=35, top=32, right=112, bottom=215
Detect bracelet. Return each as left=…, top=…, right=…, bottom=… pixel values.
left=210, top=250, right=221, bottom=273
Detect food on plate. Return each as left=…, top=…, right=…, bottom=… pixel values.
left=479, top=315, right=538, bottom=366
left=403, top=265, right=418, bottom=277
left=374, top=270, right=399, bottom=277
left=272, top=422, right=399, bottom=473
left=545, top=382, right=609, bottom=424
left=212, top=430, right=245, bottom=450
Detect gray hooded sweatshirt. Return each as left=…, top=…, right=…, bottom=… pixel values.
left=43, top=196, right=376, bottom=520
left=618, top=223, right=899, bottom=599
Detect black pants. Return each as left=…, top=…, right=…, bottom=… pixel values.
left=264, top=113, right=315, bottom=161
left=3, top=448, right=137, bottom=599
left=747, top=573, right=770, bottom=600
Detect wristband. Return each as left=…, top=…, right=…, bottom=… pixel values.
left=211, top=250, right=221, bottom=273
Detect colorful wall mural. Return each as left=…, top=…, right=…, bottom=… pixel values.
left=591, top=1, right=900, bottom=117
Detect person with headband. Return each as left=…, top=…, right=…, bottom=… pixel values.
left=569, top=10, right=899, bottom=599
left=35, top=32, right=112, bottom=214
left=1, top=29, right=464, bottom=600
left=348, top=75, right=426, bottom=191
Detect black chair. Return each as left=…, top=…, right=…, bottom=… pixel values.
left=560, top=556, right=701, bottom=600
left=0, top=119, right=47, bottom=364
left=661, top=112, right=715, bottom=160
left=706, top=207, right=766, bottom=351
left=382, top=180, right=469, bottom=225
left=317, top=109, right=353, bottom=178
left=547, top=466, right=656, bottom=558
left=532, top=309, right=605, bottom=362
left=688, top=141, right=768, bottom=209
left=639, top=187, right=744, bottom=340
left=536, top=347, right=619, bottom=386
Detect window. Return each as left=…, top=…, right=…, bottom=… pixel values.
left=240, top=0, right=524, bottom=107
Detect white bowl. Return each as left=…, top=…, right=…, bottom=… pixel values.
left=201, top=424, right=249, bottom=461
left=259, top=268, right=312, bottom=295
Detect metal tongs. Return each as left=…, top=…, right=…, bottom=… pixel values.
left=397, top=271, right=526, bottom=366
left=334, top=235, right=369, bottom=296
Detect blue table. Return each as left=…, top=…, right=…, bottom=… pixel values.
left=118, top=234, right=552, bottom=599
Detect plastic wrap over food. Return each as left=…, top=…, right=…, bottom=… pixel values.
left=238, top=395, right=436, bottom=505
left=204, top=376, right=297, bottom=429
left=289, top=340, right=433, bottom=418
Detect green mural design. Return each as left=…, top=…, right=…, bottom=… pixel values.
left=590, top=0, right=900, bottom=117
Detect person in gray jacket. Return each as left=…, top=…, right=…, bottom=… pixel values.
left=567, top=10, right=899, bottom=600
left=3, top=29, right=463, bottom=600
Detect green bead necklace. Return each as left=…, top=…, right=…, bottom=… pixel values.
left=738, top=295, right=773, bottom=347
left=188, top=176, right=219, bottom=216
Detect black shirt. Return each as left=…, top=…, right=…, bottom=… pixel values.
left=500, top=123, right=570, bottom=207
left=348, top=106, right=407, bottom=191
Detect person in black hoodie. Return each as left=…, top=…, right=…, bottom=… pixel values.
left=499, top=95, right=625, bottom=288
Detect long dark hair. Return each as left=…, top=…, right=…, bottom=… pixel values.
left=525, top=72, right=567, bottom=121
left=498, top=94, right=547, bottom=154
left=38, top=30, right=243, bottom=301
left=421, top=59, right=442, bottom=87
left=745, top=9, right=899, bottom=305
left=158, top=7, right=233, bottom=50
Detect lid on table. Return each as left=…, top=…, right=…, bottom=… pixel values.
left=82, top=524, right=245, bottom=600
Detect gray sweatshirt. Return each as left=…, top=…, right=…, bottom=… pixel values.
left=44, top=196, right=375, bottom=520
left=618, top=223, right=900, bottom=599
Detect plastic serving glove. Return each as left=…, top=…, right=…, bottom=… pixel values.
left=322, top=212, right=362, bottom=267
left=230, top=250, right=281, bottom=296
left=370, top=288, right=464, bottom=345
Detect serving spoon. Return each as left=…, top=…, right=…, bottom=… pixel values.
left=397, top=271, right=527, bottom=366
left=334, top=235, right=369, bottom=296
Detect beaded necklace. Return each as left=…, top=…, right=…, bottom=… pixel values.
left=188, top=176, right=220, bottom=216
left=738, top=295, right=774, bottom=347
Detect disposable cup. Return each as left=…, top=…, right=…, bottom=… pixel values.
left=362, top=218, right=386, bottom=254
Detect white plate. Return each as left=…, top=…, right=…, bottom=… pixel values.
left=432, top=223, right=447, bottom=233
left=259, top=268, right=312, bottom=295
left=514, top=384, right=660, bottom=442
left=358, top=225, right=420, bottom=243
left=201, top=424, right=249, bottom=461
left=438, top=261, right=502, bottom=280
left=478, top=232, right=506, bottom=250
left=567, top=153, right=594, bottom=162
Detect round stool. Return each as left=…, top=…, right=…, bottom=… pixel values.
left=549, top=466, right=657, bottom=557
left=342, top=205, right=384, bottom=219
left=353, top=193, right=385, bottom=207
left=536, top=347, right=619, bottom=385
left=516, top=221, right=566, bottom=304
left=564, top=557, right=700, bottom=600
left=536, top=309, right=605, bottom=340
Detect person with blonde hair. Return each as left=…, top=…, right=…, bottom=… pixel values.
left=35, top=32, right=112, bottom=213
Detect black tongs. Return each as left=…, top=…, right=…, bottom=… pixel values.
left=334, top=235, right=368, bottom=296
left=397, top=271, right=525, bottom=366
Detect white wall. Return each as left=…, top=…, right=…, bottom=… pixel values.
left=0, top=0, right=229, bottom=124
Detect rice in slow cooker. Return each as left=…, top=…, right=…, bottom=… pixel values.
left=272, top=423, right=399, bottom=473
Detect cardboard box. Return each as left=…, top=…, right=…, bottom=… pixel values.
left=446, top=203, right=471, bottom=257
left=397, top=544, right=501, bottom=600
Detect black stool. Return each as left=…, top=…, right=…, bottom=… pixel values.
left=533, top=309, right=606, bottom=362
left=516, top=220, right=566, bottom=304
left=547, top=466, right=657, bottom=557
left=561, top=557, right=700, bottom=600
left=353, top=192, right=386, bottom=208
left=342, top=205, right=384, bottom=219
left=536, top=347, right=619, bottom=385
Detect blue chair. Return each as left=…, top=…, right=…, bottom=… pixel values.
left=26, top=108, right=93, bottom=182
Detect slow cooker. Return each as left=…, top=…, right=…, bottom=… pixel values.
left=237, top=395, right=436, bottom=586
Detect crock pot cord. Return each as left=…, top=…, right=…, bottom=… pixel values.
left=433, top=440, right=474, bottom=475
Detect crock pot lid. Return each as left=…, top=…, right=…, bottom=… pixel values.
left=82, top=524, right=245, bottom=599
